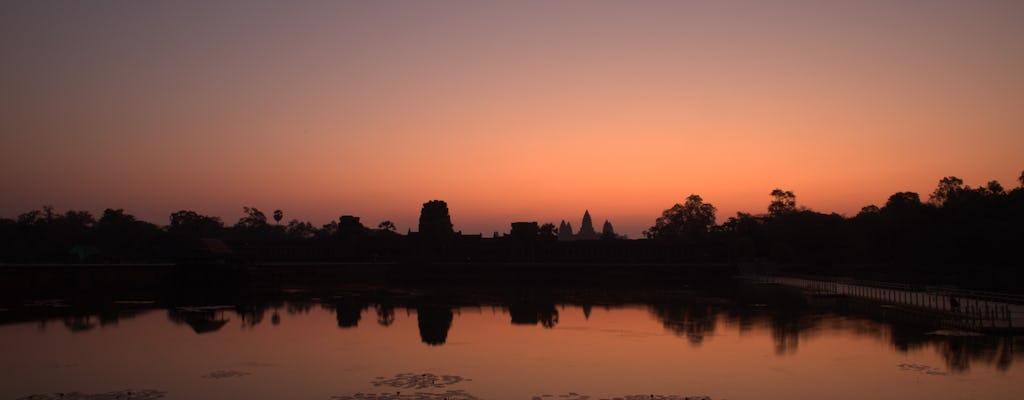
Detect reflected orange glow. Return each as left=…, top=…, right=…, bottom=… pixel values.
left=2, top=306, right=1020, bottom=400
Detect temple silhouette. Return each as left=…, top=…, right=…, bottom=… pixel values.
left=559, top=210, right=614, bottom=241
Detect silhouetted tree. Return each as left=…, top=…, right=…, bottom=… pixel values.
left=377, top=220, right=396, bottom=232
left=984, top=180, right=1005, bottom=196
left=169, top=210, right=224, bottom=238
left=930, top=176, right=965, bottom=206
left=768, top=189, right=797, bottom=217
left=318, top=221, right=339, bottom=238
left=16, top=209, right=43, bottom=226
left=237, top=207, right=268, bottom=228
left=644, top=194, right=717, bottom=239
left=95, top=208, right=162, bottom=261
left=3, top=206, right=96, bottom=262
left=273, top=209, right=283, bottom=224
left=858, top=205, right=881, bottom=216
left=720, top=212, right=768, bottom=260
left=765, top=210, right=844, bottom=263
left=884, top=192, right=924, bottom=210
left=64, top=210, right=98, bottom=229
left=98, top=208, right=136, bottom=227
left=539, top=222, right=558, bottom=241
left=285, top=219, right=317, bottom=239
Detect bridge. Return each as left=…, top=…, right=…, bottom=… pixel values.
left=743, top=275, right=1024, bottom=333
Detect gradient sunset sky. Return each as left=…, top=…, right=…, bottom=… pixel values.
left=2, top=1, right=1022, bottom=237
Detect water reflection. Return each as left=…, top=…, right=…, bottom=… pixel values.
left=650, top=302, right=715, bottom=346
left=167, top=307, right=230, bottom=334
left=2, top=281, right=1022, bottom=374
left=417, top=306, right=454, bottom=345
left=376, top=304, right=395, bottom=326
left=508, top=302, right=559, bottom=328
left=333, top=297, right=367, bottom=329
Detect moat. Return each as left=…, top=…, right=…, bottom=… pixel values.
left=2, top=278, right=1022, bottom=400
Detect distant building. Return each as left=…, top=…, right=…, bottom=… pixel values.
left=601, top=220, right=616, bottom=238
left=558, top=220, right=574, bottom=241
left=337, top=215, right=365, bottom=238
left=558, top=210, right=607, bottom=241
left=575, top=210, right=598, bottom=240
left=510, top=222, right=539, bottom=241
left=418, top=200, right=454, bottom=239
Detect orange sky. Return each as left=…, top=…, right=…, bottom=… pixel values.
left=2, top=1, right=1022, bottom=237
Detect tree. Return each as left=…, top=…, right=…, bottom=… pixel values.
left=539, top=222, right=558, bottom=241
left=273, top=209, right=283, bottom=224
left=377, top=220, right=396, bottom=232
left=98, top=208, right=136, bottom=227
left=645, top=194, right=717, bottom=239
left=884, top=192, right=923, bottom=210
left=1019, top=170, right=1024, bottom=187
left=16, top=209, right=43, bottom=226
left=929, top=176, right=965, bottom=206
left=285, top=219, right=317, bottom=239
left=62, top=210, right=97, bottom=230
left=318, top=221, right=339, bottom=238
left=236, top=207, right=268, bottom=228
left=768, top=189, right=797, bottom=217
left=984, top=180, right=1004, bottom=196
left=169, top=210, right=224, bottom=237
left=857, top=205, right=881, bottom=216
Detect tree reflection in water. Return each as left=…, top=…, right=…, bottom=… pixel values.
left=3, top=282, right=1020, bottom=374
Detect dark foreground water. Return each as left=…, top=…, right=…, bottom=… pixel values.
left=2, top=282, right=1022, bottom=400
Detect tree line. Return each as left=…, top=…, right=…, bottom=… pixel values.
left=1, top=170, right=1022, bottom=273
left=0, top=204, right=402, bottom=262
left=640, top=170, right=1024, bottom=283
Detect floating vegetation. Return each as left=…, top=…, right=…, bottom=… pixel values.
left=371, top=373, right=466, bottom=389
left=898, top=363, right=948, bottom=376
left=16, top=389, right=165, bottom=400
left=536, top=395, right=710, bottom=400
left=330, top=390, right=478, bottom=400
left=203, top=370, right=251, bottom=379
left=335, top=373, right=712, bottom=400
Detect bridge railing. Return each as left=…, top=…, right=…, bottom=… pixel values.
left=762, top=273, right=1024, bottom=304
left=740, top=273, right=1023, bottom=331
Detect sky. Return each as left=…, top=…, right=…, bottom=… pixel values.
left=1, top=0, right=1023, bottom=237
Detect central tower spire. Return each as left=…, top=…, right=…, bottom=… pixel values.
left=576, top=210, right=597, bottom=240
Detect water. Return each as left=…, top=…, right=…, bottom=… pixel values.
left=2, top=283, right=1022, bottom=400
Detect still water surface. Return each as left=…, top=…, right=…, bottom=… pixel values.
left=2, top=287, right=1022, bottom=400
